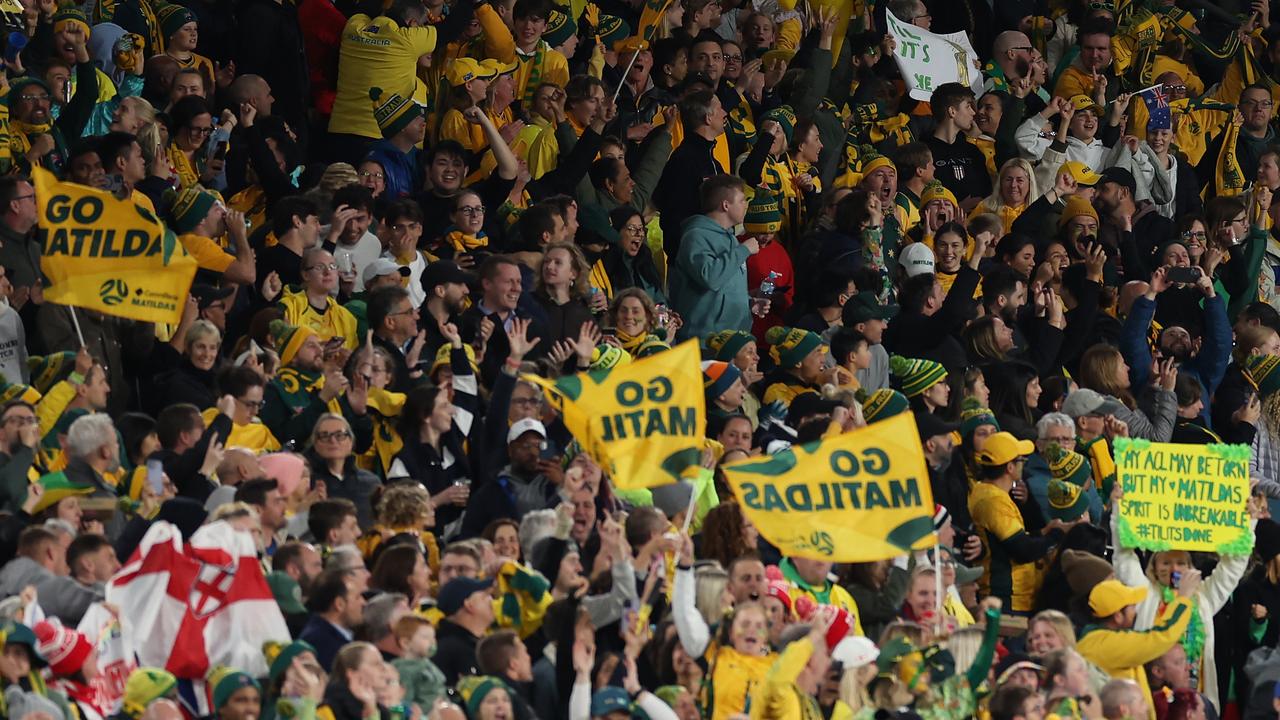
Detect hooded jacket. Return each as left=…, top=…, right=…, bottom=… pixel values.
left=669, top=215, right=752, bottom=342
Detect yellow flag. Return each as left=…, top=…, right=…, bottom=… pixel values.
left=525, top=340, right=705, bottom=489
left=33, top=167, right=197, bottom=324
left=720, top=412, right=937, bottom=561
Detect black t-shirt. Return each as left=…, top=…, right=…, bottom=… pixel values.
left=926, top=134, right=993, bottom=203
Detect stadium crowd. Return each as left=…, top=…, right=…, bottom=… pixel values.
left=7, top=0, right=1280, bottom=718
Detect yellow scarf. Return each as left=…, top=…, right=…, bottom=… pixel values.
left=10, top=119, right=52, bottom=156
left=444, top=226, right=489, bottom=252
left=229, top=185, right=267, bottom=234
left=167, top=143, right=201, bottom=189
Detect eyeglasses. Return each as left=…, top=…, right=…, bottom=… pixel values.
left=1010, top=46, right=1033, bottom=52
left=1242, top=99, right=1275, bottom=109
left=306, top=262, right=339, bottom=272
left=19, top=94, right=49, bottom=103
left=388, top=308, right=416, bottom=317
left=317, top=430, right=352, bottom=442
left=911, top=13, right=931, bottom=21
left=238, top=398, right=263, bottom=411
left=188, top=126, right=215, bottom=136
left=511, top=397, right=543, bottom=406
left=456, top=206, right=485, bottom=216
left=722, top=53, right=742, bottom=62
left=3, top=415, right=36, bottom=426
left=1163, top=84, right=1187, bottom=93
left=623, top=224, right=645, bottom=235
left=12, top=194, right=34, bottom=203
left=359, top=170, right=385, bottom=180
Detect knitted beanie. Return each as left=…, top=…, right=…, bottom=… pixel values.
left=889, top=355, right=948, bottom=398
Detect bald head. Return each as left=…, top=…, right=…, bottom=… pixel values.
left=993, top=31, right=1032, bottom=73
left=228, top=74, right=274, bottom=116
left=217, top=447, right=264, bottom=486
left=1101, top=679, right=1145, bottom=720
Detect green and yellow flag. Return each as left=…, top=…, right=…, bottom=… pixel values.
left=33, top=167, right=197, bottom=324
left=525, top=340, right=705, bottom=489
left=719, top=412, right=937, bottom=561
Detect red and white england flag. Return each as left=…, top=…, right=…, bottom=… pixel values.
left=106, top=520, right=290, bottom=679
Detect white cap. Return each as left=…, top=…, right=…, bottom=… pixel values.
left=831, top=636, right=879, bottom=668
left=899, top=243, right=936, bottom=278
left=507, top=417, right=548, bottom=444
left=362, top=257, right=410, bottom=285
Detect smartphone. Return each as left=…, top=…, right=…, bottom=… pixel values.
left=601, top=326, right=617, bottom=339
left=1166, top=266, right=1201, bottom=284
left=212, top=139, right=229, bottom=163
left=145, top=458, right=164, bottom=493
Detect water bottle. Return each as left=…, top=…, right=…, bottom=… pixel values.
left=758, top=271, right=780, bottom=297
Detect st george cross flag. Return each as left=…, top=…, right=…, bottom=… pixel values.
left=106, top=520, right=289, bottom=678
left=1137, top=84, right=1172, bottom=131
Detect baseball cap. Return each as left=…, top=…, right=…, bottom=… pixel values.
left=1060, top=388, right=1126, bottom=419
left=437, top=577, right=495, bottom=615
left=1066, top=93, right=1104, bottom=116
left=482, top=58, right=518, bottom=76
left=507, top=417, right=548, bottom=444
left=914, top=411, right=959, bottom=441
left=190, top=283, right=233, bottom=310
left=1058, top=160, right=1101, bottom=187
left=831, top=636, right=878, bottom=669
left=1088, top=579, right=1148, bottom=617
left=899, top=243, right=935, bottom=278
left=421, top=259, right=476, bottom=294
left=362, top=258, right=411, bottom=286
left=1098, top=166, right=1137, bottom=195
left=591, top=687, right=632, bottom=717
left=842, top=291, right=899, bottom=325
left=445, top=57, right=496, bottom=87
left=974, top=431, right=1035, bottom=466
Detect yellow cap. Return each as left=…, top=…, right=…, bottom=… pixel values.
left=482, top=58, right=519, bottom=76
left=1067, top=94, right=1103, bottom=116
left=1088, top=579, right=1148, bottom=617
left=1059, top=160, right=1102, bottom=187
left=446, top=57, right=496, bottom=87
left=974, top=432, right=1035, bottom=466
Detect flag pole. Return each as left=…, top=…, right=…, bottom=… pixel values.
left=68, top=305, right=85, bottom=348
left=612, top=48, right=642, bottom=105
left=681, top=484, right=698, bottom=534
left=934, top=538, right=944, bottom=634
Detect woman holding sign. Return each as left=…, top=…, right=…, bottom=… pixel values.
left=1109, top=487, right=1258, bottom=706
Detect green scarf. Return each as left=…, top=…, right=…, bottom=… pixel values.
left=1161, top=585, right=1205, bottom=679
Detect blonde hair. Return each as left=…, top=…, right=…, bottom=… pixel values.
left=694, top=564, right=729, bottom=627
left=377, top=484, right=433, bottom=528
left=983, top=158, right=1039, bottom=212
left=1029, top=609, right=1077, bottom=649
left=1234, top=325, right=1280, bottom=364
left=185, top=318, right=221, bottom=347
left=319, top=162, right=360, bottom=193
left=536, top=242, right=591, bottom=299
left=944, top=626, right=985, bottom=677
left=211, top=501, right=259, bottom=523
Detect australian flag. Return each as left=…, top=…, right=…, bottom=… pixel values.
left=1138, top=84, right=1172, bottom=131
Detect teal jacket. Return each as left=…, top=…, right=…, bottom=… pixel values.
left=669, top=214, right=752, bottom=341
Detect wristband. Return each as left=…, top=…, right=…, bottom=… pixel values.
left=677, top=562, right=692, bottom=571
left=505, top=357, right=522, bottom=368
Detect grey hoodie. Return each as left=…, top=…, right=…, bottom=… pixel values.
left=0, top=556, right=104, bottom=625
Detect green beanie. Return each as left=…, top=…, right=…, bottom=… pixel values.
left=764, top=326, right=822, bottom=368
left=543, top=9, right=577, bottom=47
left=958, top=397, right=998, bottom=444
left=889, top=355, right=948, bottom=398
left=705, top=330, right=754, bottom=362
left=1247, top=354, right=1280, bottom=398
left=860, top=388, right=909, bottom=423
left=165, top=187, right=217, bottom=235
